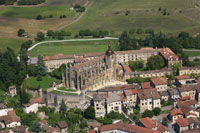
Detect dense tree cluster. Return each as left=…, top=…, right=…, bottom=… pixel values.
left=147, top=55, right=165, bottom=70
left=74, top=4, right=85, bottom=12
left=17, top=0, right=45, bottom=5
left=47, top=30, right=71, bottom=40
left=49, top=64, right=66, bottom=80
left=78, top=29, right=109, bottom=38
left=0, top=0, right=16, bottom=5
left=129, top=60, right=144, bottom=71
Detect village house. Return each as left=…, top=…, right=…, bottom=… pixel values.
left=168, top=108, right=184, bottom=124
left=174, top=118, right=189, bottom=133
left=167, top=88, right=180, bottom=100
left=195, top=87, right=200, bottom=105
left=23, top=97, right=45, bottom=114
left=90, top=121, right=160, bottom=133
left=0, top=109, right=21, bottom=128
left=159, top=91, right=169, bottom=101
left=180, top=106, right=199, bottom=119
left=175, top=75, right=196, bottom=86
left=137, top=89, right=161, bottom=113
left=159, top=47, right=182, bottom=67
left=127, top=67, right=171, bottom=79
left=56, top=121, right=68, bottom=133
left=179, top=66, right=200, bottom=76
left=138, top=117, right=169, bottom=133
left=106, top=93, right=122, bottom=114
left=150, top=77, right=168, bottom=92
left=187, top=117, right=200, bottom=130
left=8, top=85, right=17, bottom=97
left=124, top=89, right=139, bottom=107
left=93, top=94, right=106, bottom=118
left=11, top=126, right=28, bottom=133
left=178, top=85, right=196, bottom=100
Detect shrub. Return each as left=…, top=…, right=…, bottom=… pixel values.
left=142, top=110, right=154, bottom=118
left=153, top=107, right=161, bottom=116
left=36, top=15, right=42, bottom=20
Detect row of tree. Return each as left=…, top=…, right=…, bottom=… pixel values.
left=79, top=29, right=109, bottom=38
left=17, top=0, right=45, bottom=5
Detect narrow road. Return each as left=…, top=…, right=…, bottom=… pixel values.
left=28, top=37, right=119, bottom=51
left=57, top=0, right=94, bottom=30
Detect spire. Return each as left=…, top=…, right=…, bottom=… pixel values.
left=105, top=43, right=114, bottom=56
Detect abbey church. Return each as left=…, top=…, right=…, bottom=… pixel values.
left=62, top=45, right=182, bottom=91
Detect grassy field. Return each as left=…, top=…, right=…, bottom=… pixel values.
left=0, top=6, right=76, bottom=19
left=0, top=0, right=87, bottom=39
left=63, top=0, right=200, bottom=35
left=183, top=51, right=200, bottom=56
left=29, top=39, right=118, bottom=56
left=0, top=37, right=25, bottom=53
left=23, top=76, right=61, bottom=91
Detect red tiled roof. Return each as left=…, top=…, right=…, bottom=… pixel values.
left=139, top=117, right=169, bottom=132
left=23, top=97, right=45, bottom=107
left=178, top=85, right=197, bottom=92
left=182, top=100, right=197, bottom=106
left=151, top=77, right=167, bottom=85
left=138, top=88, right=160, bottom=100
left=176, top=118, right=189, bottom=127
left=176, top=75, right=190, bottom=80
left=170, top=108, right=184, bottom=116
left=159, top=47, right=179, bottom=61
left=141, top=82, right=152, bottom=89
left=98, top=122, right=160, bottom=133
left=124, top=89, right=139, bottom=96
left=179, top=96, right=190, bottom=101
left=140, top=47, right=154, bottom=50
left=89, top=129, right=96, bottom=133
left=123, top=65, right=132, bottom=73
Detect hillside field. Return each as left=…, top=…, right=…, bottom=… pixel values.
left=29, top=39, right=118, bottom=56
left=63, top=0, right=200, bottom=36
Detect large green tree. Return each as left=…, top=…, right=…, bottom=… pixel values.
left=84, top=106, right=95, bottom=119
left=37, top=55, right=47, bottom=76
left=147, top=55, right=165, bottom=70
left=142, top=110, right=154, bottom=118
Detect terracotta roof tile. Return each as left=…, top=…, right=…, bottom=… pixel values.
left=176, top=118, right=189, bottom=127
left=98, top=121, right=160, bottom=133
left=170, top=108, right=183, bottom=116
left=176, top=75, right=190, bottom=80
left=138, top=88, right=160, bottom=100
left=123, top=65, right=132, bottom=73
left=160, top=47, right=179, bottom=61
left=151, top=77, right=167, bottom=85
left=141, top=82, right=152, bottom=89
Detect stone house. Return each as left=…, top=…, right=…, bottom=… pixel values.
left=23, top=97, right=45, bottom=114
left=187, top=117, right=200, bottom=130
left=175, top=75, right=195, bottom=86
left=178, top=85, right=196, bottom=100
left=159, top=91, right=169, bottom=101
left=90, top=121, right=160, bottom=133
left=168, top=108, right=184, bottom=124
left=124, top=89, right=139, bottom=107
left=138, top=117, right=169, bottom=133
left=106, top=93, right=122, bottom=114
left=150, top=77, right=168, bottom=92
left=137, top=89, right=161, bottom=113
left=8, top=85, right=17, bottom=97
left=56, top=121, right=68, bottom=133
left=159, top=47, right=182, bottom=67
left=179, top=66, right=200, bottom=76
left=167, top=88, right=180, bottom=100
left=174, top=118, right=189, bottom=133
left=93, top=94, right=106, bottom=118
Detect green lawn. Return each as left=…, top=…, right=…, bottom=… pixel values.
left=63, top=0, right=200, bottom=35
left=0, top=6, right=76, bottom=19
left=52, top=90, right=78, bottom=95
left=29, top=39, right=118, bottom=56
left=23, top=76, right=61, bottom=91
left=183, top=51, right=200, bottom=57
left=0, top=37, right=25, bottom=54
left=57, top=87, right=77, bottom=92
